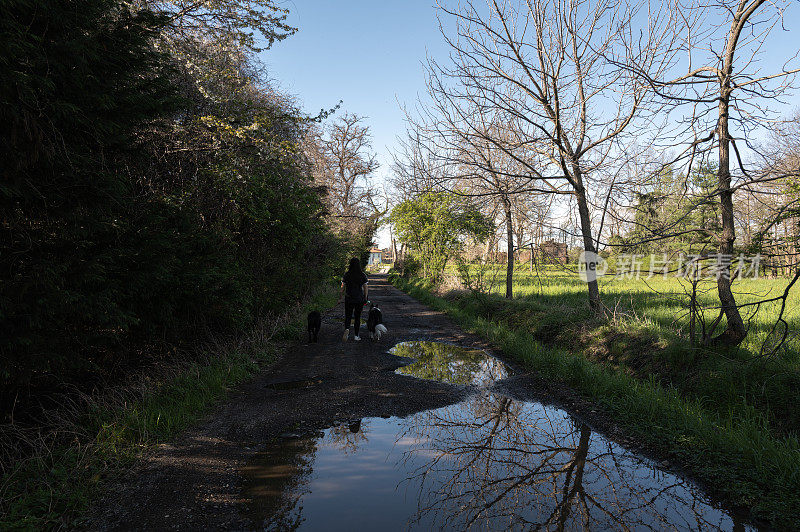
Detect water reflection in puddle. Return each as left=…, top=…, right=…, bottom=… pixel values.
left=242, top=392, right=751, bottom=530
left=392, top=341, right=509, bottom=386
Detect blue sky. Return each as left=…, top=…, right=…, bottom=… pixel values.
left=259, top=1, right=446, bottom=176
left=260, top=2, right=800, bottom=170
left=258, top=1, right=800, bottom=248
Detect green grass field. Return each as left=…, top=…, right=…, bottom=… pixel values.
left=462, top=264, right=798, bottom=356
left=446, top=264, right=800, bottom=434
left=392, top=265, right=800, bottom=526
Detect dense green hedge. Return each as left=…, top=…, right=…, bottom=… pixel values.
left=0, top=0, right=346, bottom=412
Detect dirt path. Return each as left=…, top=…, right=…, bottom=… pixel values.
left=89, top=274, right=511, bottom=530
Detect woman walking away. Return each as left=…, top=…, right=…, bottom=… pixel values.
left=340, top=257, right=368, bottom=341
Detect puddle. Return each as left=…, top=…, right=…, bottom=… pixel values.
left=242, top=392, right=752, bottom=530
left=391, top=341, right=509, bottom=386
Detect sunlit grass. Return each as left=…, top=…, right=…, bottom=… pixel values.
left=450, top=263, right=799, bottom=361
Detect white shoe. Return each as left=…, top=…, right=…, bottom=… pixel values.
left=354, top=336, right=361, bottom=341
left=342, top=328, right=349, bottom=342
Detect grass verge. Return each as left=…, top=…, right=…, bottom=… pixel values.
left=0, top=284, right=338, bottom=529
left=389, top=272, right=800, bottom=528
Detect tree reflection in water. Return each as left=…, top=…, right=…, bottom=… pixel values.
left=328, top=418, right=369, bottom=454
left=241, top=395, right=749, bottom=530
left=241, top=436, right=317, bottom=530
left=242, top=418, right=369, bottom=530
left=398, top=393, right=748, bottom=531
left=393, top=341, right=509, bottom=386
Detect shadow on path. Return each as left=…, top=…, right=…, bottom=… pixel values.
left=89, top=274, right=495, bottom=530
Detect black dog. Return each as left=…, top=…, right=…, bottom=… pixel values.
left=366, top=302, right=387, bottom=341
left=307, top=310, right=321, bottom=343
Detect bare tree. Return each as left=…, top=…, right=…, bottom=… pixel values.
left=427, top=0, right=681, bottom=309
left=390, top=127, right=442, bottom=199
left=405, top=99, right=540, bottom=297
left=751, top=111, right=800, bottom=276
left=621, top=0, right=799, bottom=346
left=309, top=113, right=383, bottom=247
left=389, top=126, right=451, bottom=271
left=510, top=191, right=557, bottom=274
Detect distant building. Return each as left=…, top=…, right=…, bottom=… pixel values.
left=368, top=248, right=383, bottom=265
left=537, top=240, right=568, bottom=263
left=381, top=247, right=393, bottom=263
left=459, top=240, right=567, bottom=264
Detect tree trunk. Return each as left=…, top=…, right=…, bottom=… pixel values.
left=483, top=237, right=492, bottom=263
left=530, top=242, right=534, bottom=273
left=709, top=81, right=746, bottom=347
left=503, top=195, right=514, bottom=299
left=555, top=424, right=591, bottom=530
left=573, top=169, right=602, bottom=309
left=794, top=218, right=799, bottom=275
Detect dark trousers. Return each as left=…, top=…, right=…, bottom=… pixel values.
left=344, top=298, right=363, bottom=335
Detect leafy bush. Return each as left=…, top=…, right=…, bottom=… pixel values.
left=391, top=191, right=492, bottom=284
left=0, top=0, right=345, bottom=414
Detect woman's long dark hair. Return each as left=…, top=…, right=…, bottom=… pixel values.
left=347, top=257, right=361, bottom=275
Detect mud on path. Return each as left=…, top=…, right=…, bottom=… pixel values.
left=89, top=275, right=757, bottom=530
left=89, top=274, right=505, bottom=530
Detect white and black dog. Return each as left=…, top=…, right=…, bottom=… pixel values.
left=366, top=302, right=387, bottom=341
